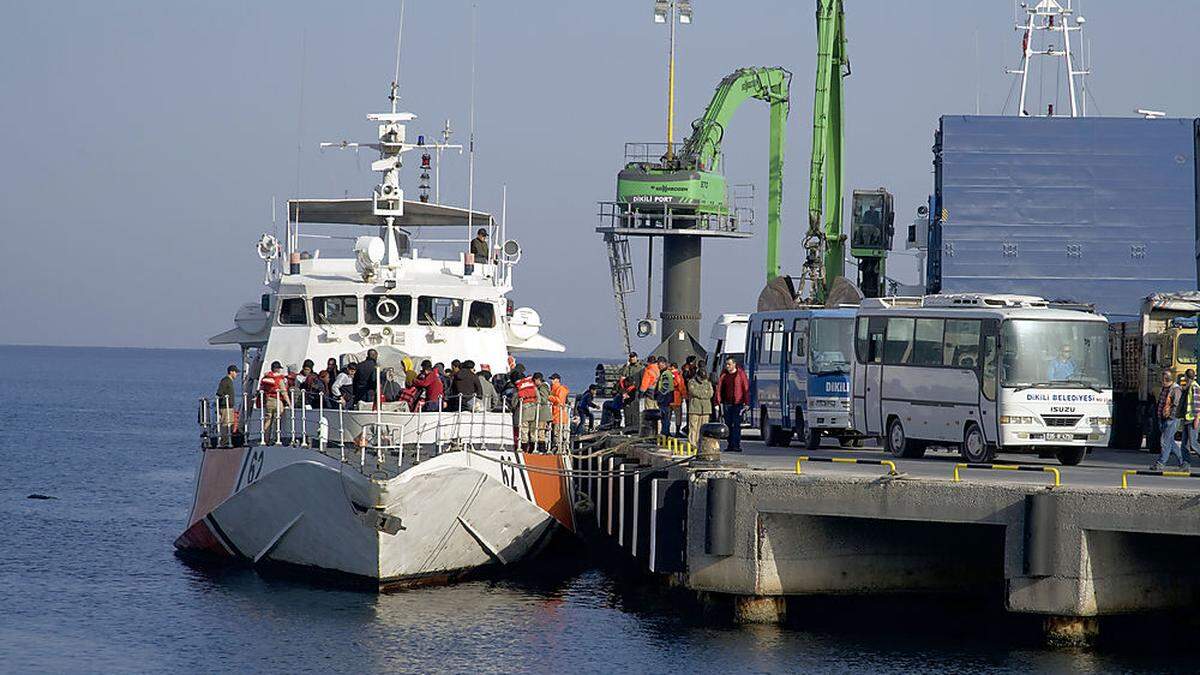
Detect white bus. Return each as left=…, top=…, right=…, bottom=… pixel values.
left=852, top=294, right=1112, bottom=466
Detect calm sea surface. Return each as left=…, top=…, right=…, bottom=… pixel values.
left=0, top=345, right=1184, bottom=673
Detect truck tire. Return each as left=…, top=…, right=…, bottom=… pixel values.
left=1055, top=446, right=1087, bottom=466
left=805, top=425, right=822, bottom=449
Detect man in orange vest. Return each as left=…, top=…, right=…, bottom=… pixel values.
left=639, top=357, right=662, bottom=412
left=549, top=373, right=570, bottom=450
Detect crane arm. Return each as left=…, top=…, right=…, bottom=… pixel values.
left=803, top=0, right=849, bottom=302
left=675, top=66, right=791, bottom=279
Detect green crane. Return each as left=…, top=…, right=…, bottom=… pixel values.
left=801, top=0, right=850, bottom=302
left=800, top=0, right=894, bottom=301
left=616, top=66, right=792, bottom=279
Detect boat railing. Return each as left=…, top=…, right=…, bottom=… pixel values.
left=197, top=388, right=578, bottom=474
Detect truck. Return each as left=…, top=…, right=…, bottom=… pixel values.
left=1109, top=292, right=1200, bottom=450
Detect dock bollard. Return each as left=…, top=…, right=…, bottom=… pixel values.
left=641, top=408, right=663, bottom=439
left=697, top=422, right=728, bottom=463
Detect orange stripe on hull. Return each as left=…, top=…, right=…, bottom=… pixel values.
left=184, top=447, right=247, bottom=527
left=522, top=453, right=575, bottom=532
left=173, top=518, right=234, bottom=558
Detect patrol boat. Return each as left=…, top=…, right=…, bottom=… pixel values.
left=175, top=70, right=574, bottom=588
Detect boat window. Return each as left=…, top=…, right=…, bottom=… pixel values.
left=417, top=296, right=463, bottom=327
left=943, top=319, right=981, bottom=369
left=884, top=318, right=915, bottom=364
left=313, top=296, right=359, bottom=325
left=467, top=301, right=496, bottom=328
left=278, top=297, right=307, bottom=325
left=365, top=294, right=411, bottom=325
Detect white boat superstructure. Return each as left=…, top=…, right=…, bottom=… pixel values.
left=177, top=56, right=575, bottom=587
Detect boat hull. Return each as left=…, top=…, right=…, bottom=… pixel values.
left=175, top=444, right=575, bottom=587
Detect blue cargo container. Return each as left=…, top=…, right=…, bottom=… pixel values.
left=927, top=116, right=1200, bottom=321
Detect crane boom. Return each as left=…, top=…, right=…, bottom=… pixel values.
left=641, top=66, right=791, bottom=280
left=802, top=0, right=850, bottom=302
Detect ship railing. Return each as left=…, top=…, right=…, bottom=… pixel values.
left=197, top=390, right=578, bottom=472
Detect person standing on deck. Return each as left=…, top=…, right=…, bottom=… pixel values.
left=548, top=373, right=570, bottom=450
left=478, top=365, right=498, bottom=411
left=535, top=374, right=553, bottom=449
left=332, top=364, right=356, bottom=409
left=686, top=370, right=714, bottom=449
left=1152, top=371, right=1184, bottom=471
left=259, top=361, right=291, bottom=444
left=353, top=349, right=379, bottom=404
left=415, top=360, right=445, bottom=412
left=216, top=365, right=239, bottom=447
left=715, top=357, right=749, bottom=452
left=671, top=363, right=687, bottom=437
left=469, top=228, right=490, bottom=263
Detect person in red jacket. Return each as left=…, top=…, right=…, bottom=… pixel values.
left=414, top=360, right=444, bottom=411
left=715, top=356, right=749, bottom=451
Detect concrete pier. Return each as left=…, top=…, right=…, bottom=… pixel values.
left=574, top=439, right=1200, bottom=646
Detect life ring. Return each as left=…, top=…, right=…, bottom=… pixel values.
left=375, top=296, right=401, bottom=323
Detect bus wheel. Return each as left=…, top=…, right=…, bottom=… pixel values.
left=960, top=424, right=994, bottom=463
left=805, top=426, right=822, bottom=450
left=1055, top=446, right=1087, bottom=466
left=886, top=418, right=924, bottom=458
left=760, top=409, right=788, bottom=447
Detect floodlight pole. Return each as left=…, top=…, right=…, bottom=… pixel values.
left=666, top=0, right=677, bottom=161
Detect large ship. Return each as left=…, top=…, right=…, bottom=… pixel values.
left=175, top=62, right=575, bottom=588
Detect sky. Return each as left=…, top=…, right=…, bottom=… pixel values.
left=3, top=1, right=1199, bottom=358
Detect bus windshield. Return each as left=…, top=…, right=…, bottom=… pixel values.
left=1001, top=320, right=1111, bottom=390
left=809, top=317, right=854, bottom=374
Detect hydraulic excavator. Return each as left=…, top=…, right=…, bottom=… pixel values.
left=616, top=66, right=792, bottom=280
left=797, top=0, right=894, bottom=303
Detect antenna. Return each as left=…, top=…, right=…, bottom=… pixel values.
left=390, top=0, right=406, bottom=114
left=466, top=3, right=477, bottom=245
left=1005, top=0, right=1090, bottom=117
left=295, top=32, right=307, bottom=194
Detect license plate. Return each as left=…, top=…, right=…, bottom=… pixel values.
left=1046, top=432, right=1074, bottom=441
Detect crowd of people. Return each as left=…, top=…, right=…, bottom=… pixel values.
left=602, top=351, right=749, bottom=451
left=1153, top=368, right=1200, bottom=471
left=215, top=350, right=586, bottom=449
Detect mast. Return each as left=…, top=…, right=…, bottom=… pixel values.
left=1006, top=0, right=1091, bottom=117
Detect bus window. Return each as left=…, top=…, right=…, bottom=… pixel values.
left=912, top=318, right=944, bottom=366
left=884, top=318, right=915, bottom=364
left=793, top=320, right=808, bottom=364
left=944, top=319, right=981, bottom=369
left=856, top=317, right=870, bottom=363
left=867, top=317, right=886, bottom=364
left=982, top=333, right=998, bottom=399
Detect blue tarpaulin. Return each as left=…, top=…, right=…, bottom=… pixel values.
left=928, top=115, right=1199, bottom=321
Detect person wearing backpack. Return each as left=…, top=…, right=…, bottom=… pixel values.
left=656, top=358, right=676, bottom=435
left=1152, top=371, right=1184, bottom=471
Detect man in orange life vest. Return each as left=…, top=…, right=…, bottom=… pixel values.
left=514, top=369, right=542, bottom=449
left=259, top=360, right=291, bottom=444
left=549, top=373, right=570, bottom=448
